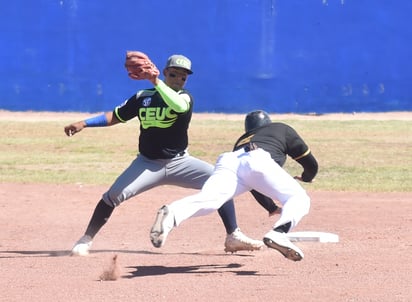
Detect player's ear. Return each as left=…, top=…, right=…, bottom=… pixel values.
left=163, top=68, right=168, bottom=77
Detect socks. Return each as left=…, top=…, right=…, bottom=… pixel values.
left=84, top=199, right=115, bottom=238
left=217, top=200, right=238, bottom=234
left=274, top=222, right=292, bottom=233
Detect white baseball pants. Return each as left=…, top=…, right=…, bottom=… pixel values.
left=169, top=148, right=310, bottom=231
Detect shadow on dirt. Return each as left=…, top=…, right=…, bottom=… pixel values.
left=0, top=250, right=72, bottom=257
left=125, top=263, right=275, bottom=278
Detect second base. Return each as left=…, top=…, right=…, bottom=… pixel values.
left=286, top=231, right=339, bottom=243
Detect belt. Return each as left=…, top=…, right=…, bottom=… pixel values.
left=243, top=142, right=258, bottom=152
left=233, top=142, right=259, bottom=156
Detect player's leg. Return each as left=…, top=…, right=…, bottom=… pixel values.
left=238, top=149, right=310, bottom=261
left=212, top=152, right=265, bottom=252
left=151, top=152, right=250, bottom=248
left=166, top=154, right=238, bottom=231
left=150, top=171, right=237, bottom=248
left=239, top=149, right=310, bottom=229
left=71, top=155, right=165, bottom=256
left=104, top=155, right=170, bottom=206
left=172, top=171, right=239, bottom=223
left=71, top=199, right=114, bottom=256
left=166, top=153, right=263, bottom=252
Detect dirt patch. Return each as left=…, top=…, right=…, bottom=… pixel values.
left=1, top=183, right=411, bottom=302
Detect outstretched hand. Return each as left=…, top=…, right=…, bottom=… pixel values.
left=64, top=121, right=86, bottom=137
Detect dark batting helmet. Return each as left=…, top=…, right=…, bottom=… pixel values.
left=244, top=110, right=272, bottom=132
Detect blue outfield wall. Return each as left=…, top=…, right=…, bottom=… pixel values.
left=1, top=0, right=411, bottom=113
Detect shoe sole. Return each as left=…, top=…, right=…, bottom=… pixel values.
left=224, top=247, right=262, bottom=253
left=263, top=237, right=303, bottom=261
left=150, top=206, right=168, bottom=248
left=224, top=242, right=264, bottom=253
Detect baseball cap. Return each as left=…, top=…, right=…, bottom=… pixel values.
left=165, top=54, right=193, bottom=74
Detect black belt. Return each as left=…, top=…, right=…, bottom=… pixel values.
left=243, top=142, right=258, bottom=152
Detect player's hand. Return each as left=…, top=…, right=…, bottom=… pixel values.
left=64, top=121, right=85, bottom=137
left=294, top=175, right=303, bottom=182
left=294, top=175, right=314, bottom=183
left=125, top=51, right=160, bottom=84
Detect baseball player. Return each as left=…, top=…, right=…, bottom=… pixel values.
left=64, top=53, right=265, bottom=256
left=150, top=110, right=318, bottom=261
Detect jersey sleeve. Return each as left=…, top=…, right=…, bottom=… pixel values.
left=154, top=80, right=190, bottom=113
left=286, top=126, right=318, bottom=182
left=285, top=126, right=309, bottom=159
left=113, top=92, right=145, bottom=122
left=296, top=153, right=318, bottom=182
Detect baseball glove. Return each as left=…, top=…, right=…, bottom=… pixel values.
left=125, top=51, right=160, bottom=81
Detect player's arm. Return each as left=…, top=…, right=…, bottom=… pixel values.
left=154, top=80, right=190, bottom=113
left=123, top=51, right=189, bottom=113
left=293, top=151, right=318, bottom=182
left=64, top=111, right=120, bottom=137
left=286, top=127, right=318, bottom=182
left=250, top=190, right=281, bottom=216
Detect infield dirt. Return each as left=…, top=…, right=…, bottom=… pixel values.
left=1, top=184, right=411, bottom=302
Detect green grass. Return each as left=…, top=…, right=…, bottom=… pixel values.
left=0, top=116, right=411, bottom=192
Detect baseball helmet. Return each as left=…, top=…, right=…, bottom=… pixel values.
left=244, top=110, right=272, bottom=132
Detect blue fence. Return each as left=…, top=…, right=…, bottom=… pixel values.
left=1, top=1, right=411, bottom=113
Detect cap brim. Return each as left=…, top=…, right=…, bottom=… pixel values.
left=166, top=65, right=193, bottom=74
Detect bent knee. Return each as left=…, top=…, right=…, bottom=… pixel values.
left=103, top=188, right=131, bottom=207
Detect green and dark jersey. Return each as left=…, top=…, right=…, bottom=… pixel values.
left=233, top=123, right=318, bottom=182
left=114, top=88, right=193, bottom=159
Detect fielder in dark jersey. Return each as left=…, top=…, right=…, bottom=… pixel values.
left=65, top=54, right=264, bottom=256
left=115, top=87, right=193, bottom=159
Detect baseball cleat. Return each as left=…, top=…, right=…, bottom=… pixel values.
left=71, top=235, right=93, bottom=256
left=224, top=228, right=264, bottom=253
left=150, top=205, right=175, bottom=248
left=263, top=230, right=304, bottom=261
